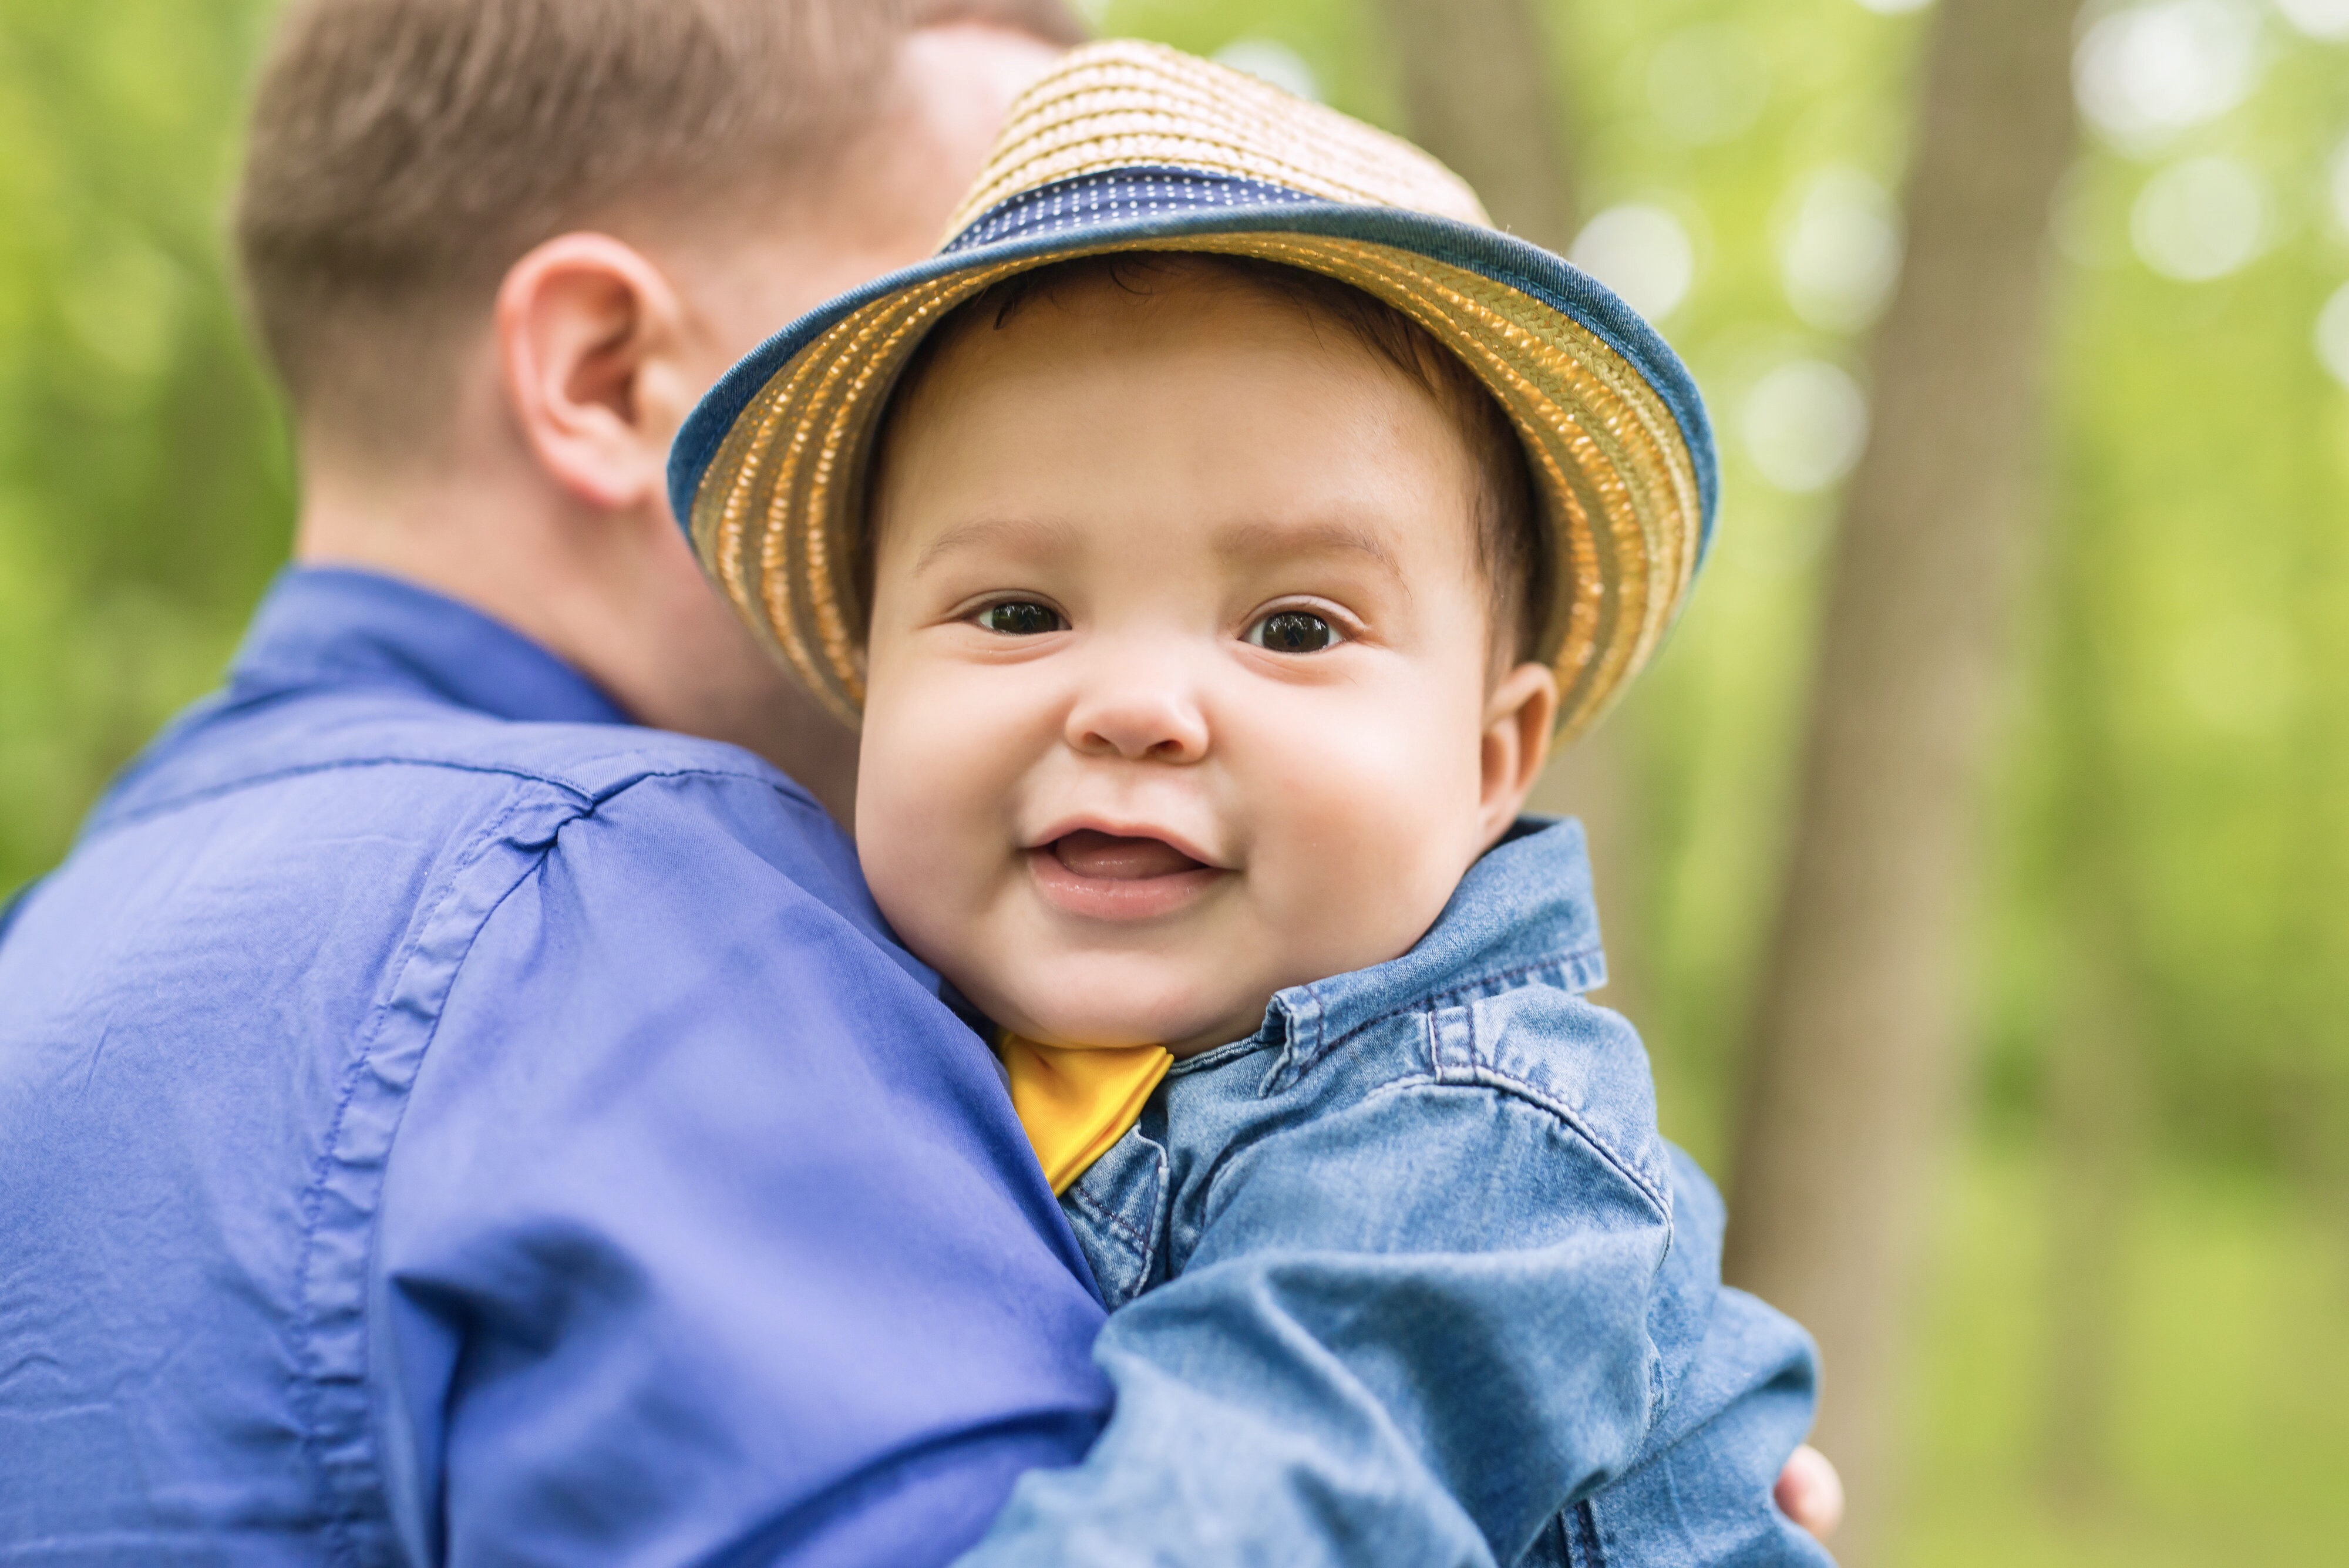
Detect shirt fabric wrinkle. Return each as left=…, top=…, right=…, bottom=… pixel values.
left=0, top=565, right=1112, bottom=1567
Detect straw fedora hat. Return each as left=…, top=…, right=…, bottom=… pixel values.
left=668, top=39, right=1717, bottom=743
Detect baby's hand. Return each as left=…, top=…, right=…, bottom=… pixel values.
left=1775, top=1445, right=1844, bottom=1542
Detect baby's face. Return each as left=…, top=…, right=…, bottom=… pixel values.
left=857, top=268, right=1554, bottom=1055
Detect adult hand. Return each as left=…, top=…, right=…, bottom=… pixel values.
left=1774, top=1445, right=1845, bottom=1543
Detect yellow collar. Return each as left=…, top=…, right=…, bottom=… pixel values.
left=997, top=1036, right=1173, bottom=1194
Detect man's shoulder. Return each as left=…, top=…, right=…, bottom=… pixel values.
left=0, top=679, right=1102, bottom=1562
left=38, top=682, right=884, bottom=1000
left=89, top=684, right=813, bottom=835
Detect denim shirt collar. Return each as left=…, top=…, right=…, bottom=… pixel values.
left=226, top=566, right=630, bottom=726
left=1240, top=816, right=1608, bottom=1091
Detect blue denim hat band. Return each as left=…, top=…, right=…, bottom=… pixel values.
left=669, top=170, right=1717, bottom=558
left=941, top=169, right=1327, bottom=254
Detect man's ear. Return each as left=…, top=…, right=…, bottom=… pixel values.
left=496, top=233, right=692, bottom=513
left=1478, top=661, right=1560, bottom=847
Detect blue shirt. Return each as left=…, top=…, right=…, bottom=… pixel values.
left=0, top=567, right=1113, bottom=1566
left=964, top=822, right=1830, bottom=1568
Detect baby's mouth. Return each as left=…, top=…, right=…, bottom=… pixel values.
left=1049, top=829, right=1207, bottom=880
left=1027, top=829, right=1222, bottom=921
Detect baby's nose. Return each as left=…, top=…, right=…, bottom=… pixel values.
left=1065, top=668, right=1210, bottom=763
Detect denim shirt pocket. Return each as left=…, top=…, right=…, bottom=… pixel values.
left=1058, top=1122, right=1170, bottom=1310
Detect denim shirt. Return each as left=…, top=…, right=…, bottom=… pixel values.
left=961, top=821, right=1833, bottom=1568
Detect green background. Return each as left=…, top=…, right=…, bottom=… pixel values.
left=3, top=0, right=2344, bottom=1558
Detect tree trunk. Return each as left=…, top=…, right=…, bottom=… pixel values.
left=1374, top=0, right=1657, bottom=1031
left=1374, top=0, right=1575, bottom=251
left=1722, top=1, right=2079, bottom=1561
left=1532, top=729, right=1653, bottom=1034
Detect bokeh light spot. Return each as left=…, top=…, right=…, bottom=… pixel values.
left=2311, top=280, right=2349, bottom=386
left=1742, top=360, right=1870, bottom=494
left=2276, top=0, right=2349, bottom=41
left=1570, top=203, right=1697, bottom=324
left=1778, top=167, right=1904, bottom=333
left=2074, top=0, right=2261, bottom=154
left=1210, top=38, right=1320, bottom=102
left=1647, top=26, right=1769, bottom=146
left=2131, top=155, right=2266, bottom=280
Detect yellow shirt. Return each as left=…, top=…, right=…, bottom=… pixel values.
left=997, top=1036, right=1173, bottom=1194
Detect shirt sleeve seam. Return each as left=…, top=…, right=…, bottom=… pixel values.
left=288, top=786, right=576, bottom=1550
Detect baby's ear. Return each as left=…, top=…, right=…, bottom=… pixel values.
left=1478, top=662, right=1559, bottom=846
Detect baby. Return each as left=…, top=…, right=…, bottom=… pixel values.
left=677, top=41, right=1830, bottom=1568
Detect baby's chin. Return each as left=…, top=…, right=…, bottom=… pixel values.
left=990, top=975, right=1274, bottom=1059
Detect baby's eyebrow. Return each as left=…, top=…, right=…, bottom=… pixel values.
left=1215, top=519, right=1407, bottom=583
left=911, top=516, right=1086, bottom=574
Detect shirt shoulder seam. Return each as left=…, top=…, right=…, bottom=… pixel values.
left=82, top=752, right=808, bottom=840
left=1270, top=940, right=1607, bottom=1088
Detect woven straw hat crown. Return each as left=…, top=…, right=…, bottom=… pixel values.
left=671, top=39, right=1717, bottom=742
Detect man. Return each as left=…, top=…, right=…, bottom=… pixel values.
left=0, top=1, right=1838, bottom=1559
left=4, top=5, right=1104, bottom=1562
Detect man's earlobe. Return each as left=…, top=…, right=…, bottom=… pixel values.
left=496, top=233, right=688, bottom=513
left=1479, top=661, right=1560, bottom=842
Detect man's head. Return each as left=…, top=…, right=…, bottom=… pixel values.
left=854, top=254, right=1560, bottom=1055
left=237, top=0, right=1080, bottom=472
left=234, top=0, right=1083, bottom=817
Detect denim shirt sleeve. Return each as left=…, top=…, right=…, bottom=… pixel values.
left=1585, top=1149, right=1832, bottom=1568
left=369, top=769, right=1112, bottom=1567
left=958, top=986, right=1675, bottom=1568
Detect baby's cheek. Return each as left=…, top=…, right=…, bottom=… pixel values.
left=1268, top=765, right=1466, bottom=962
left=859, top=792, right=994, bottom=1009
left=1259, top=701, right=1484, bottom=967
left=860, top=667, right=1038, bottom=971
left=859, top=689, right=969, bottom=921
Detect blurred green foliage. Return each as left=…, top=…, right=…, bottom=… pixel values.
left=1903, top=1146, right=2349, bottom=1564
left=0, top=0, right=290, bottom=890
left=2, top=0, right=2344, bottom=1555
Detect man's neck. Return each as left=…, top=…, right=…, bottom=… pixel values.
left=292, top=453, right=861, bottom=826
left=295, top=449, right=604, bottom=691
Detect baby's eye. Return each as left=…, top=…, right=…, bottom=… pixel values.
left=1246, top=610, right=1341, bottom=654
left=975, top=601, right=1065, bottom=636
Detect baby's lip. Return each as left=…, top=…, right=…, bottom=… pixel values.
left=1024, top=817, right=1224, bottom=872
left=1024, top=825, right=1227, bottom=922
left=1049, top=829, right=1206, bottom=881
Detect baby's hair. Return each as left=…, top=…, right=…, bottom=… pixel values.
left=866, top=252, right=1550, bottom=667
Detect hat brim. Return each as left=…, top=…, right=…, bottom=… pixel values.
left=668, top=197, right=1717, bottom=742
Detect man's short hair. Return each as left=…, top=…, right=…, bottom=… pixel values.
left=234, top=0, right=1084, bottom=461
